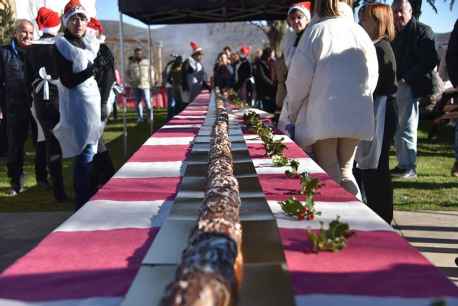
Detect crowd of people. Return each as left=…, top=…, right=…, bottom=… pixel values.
left=209, top=0, right=456, bottom=224
left=0, top=0, right=117, bottom=209
left=0, top=0, right=456, bottom=224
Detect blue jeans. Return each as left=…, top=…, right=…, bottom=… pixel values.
left=454, top=121, right=458, bottom=161
left=394, top=83, right=419, bottom=170
left=133, top=88, right=152, bottom=121
left=74, top=144, right=97, bottom=210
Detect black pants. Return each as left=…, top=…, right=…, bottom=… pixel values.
left=30, top=118, right=48, bottom=182
left=7, top=115, right=29, bottom=189
left=34, top=93, right=66, bottom=199
left=90, top=122, right=115, bottom=197
left=356, top=98, right=397, bottom=224
left=0, top=99, right=7, bottom=157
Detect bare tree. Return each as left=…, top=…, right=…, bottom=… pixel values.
left=250, top=20, right=288, bottom=54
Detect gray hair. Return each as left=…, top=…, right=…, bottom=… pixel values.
left=14, top=19, right=34, bottom=33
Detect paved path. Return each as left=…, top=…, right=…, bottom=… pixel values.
left=0, top=212, right=72, bottom=272
left=393, top=210, right=458, bottom=285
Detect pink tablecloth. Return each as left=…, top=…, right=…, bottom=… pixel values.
left=0, top=92, right=457, bottom=306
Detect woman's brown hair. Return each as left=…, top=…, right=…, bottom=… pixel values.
left=362, top=3, right=396, bottom=41
left=314, top=0, right=354, bottom=18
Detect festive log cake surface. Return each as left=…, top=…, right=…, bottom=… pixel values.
left=160, top=97, right=242, bottom=306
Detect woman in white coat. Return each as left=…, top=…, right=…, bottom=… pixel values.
left=286, top=0, right=379, bottom=197
left=277, top=2, right=312, bottom=136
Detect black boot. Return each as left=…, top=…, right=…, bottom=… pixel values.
left=49, top=159, right=67, bottom=202
left=92, top=150, right=115, bottom=190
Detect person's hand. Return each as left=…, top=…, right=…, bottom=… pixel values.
left=285, top=123, right=295, bottom=139
left=433, top=115, right=446, bottom=125
left=443, top=104, right=458, bottom=113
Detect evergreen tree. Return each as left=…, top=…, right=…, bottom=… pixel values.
left=0, top=0, right=15, bottom=45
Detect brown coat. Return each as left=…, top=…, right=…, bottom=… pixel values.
left=273, top=55, right=288, bottom=110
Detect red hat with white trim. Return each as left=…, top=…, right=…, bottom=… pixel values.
left=87, top=17, right=104, bottom=33
left=36, top=7, right=61, bottom=36
left=62, top=0, right=89, bottom=28
left=240, top=46, right=251, bottom=57
left=288, top=2, right=312, bottom=21
left=190, top=41, right=203, bottom=55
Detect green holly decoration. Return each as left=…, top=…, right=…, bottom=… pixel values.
left=280, top=196, right=321, bottom=221
left=280, top=197, right=306, bottom=220
left=267, top=138, right=286, bottom=157
left=307, top=217, right=352, bottom=252
left=272, top=154, right=289, bottom=167
left=299, top=172, right=321, bottom=198
left=285, top=159, right=300, bottom=177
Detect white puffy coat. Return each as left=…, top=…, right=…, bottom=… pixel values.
left=285, top=3, right=378, bottom=148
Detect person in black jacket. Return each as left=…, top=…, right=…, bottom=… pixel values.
left=446, top=19, right=458, bottom=176
left=0, top=19, right=34, bottom=196
left=213, top=52, right=233, bottom=91
left=25, top=7, right=67, bottom=202
left=89, top=18, right=116, bottom=193
left=357, top=3, right=398, bottom=224
left=234, top=47, right=254, bottom=106
left=254, top=47, right=276, bottom=113
left=390, top=0, right=440, bottom=179
left=447, top=20, right=458, bottom=88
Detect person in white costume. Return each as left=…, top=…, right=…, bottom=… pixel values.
left=277, top=1, right=312, bottom=136
left=53, top=0, right=101, bottom=209
left=285, top=0, right=378, bottom=198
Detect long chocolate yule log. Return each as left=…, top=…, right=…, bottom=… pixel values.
left=160, top=99, right=243, bottom=306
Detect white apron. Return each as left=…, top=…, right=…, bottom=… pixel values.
left=356, top=95, right=387, bottom=169
left=53, top=34, right=102, bottom=159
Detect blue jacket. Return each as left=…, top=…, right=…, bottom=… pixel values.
left=0, top=40, right=31, bottom=119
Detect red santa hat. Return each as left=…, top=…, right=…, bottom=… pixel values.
left=36, top=7, right=61, bottom=36
left=87, top=17, right=104, bottom=33
left=190, top=41, right=203, bottom=55
left=87, top=17, right=106, bottom=42
left=62, top=0, right=89, bottom=28
left=240, top=46, right=251, bottom=57
left=288, top=2, right=312, bottom=21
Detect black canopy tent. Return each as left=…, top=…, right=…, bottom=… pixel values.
left=116, top=0, right=297, bottom=156
left=118, top=0, right=298, bottom=25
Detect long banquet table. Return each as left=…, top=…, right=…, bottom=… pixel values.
left=1, top=92, right=457, bottom=306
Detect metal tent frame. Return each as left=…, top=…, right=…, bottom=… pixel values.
left=117, top=0, right=297, bottom=156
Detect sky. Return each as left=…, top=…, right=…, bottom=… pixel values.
left=95, top=1, right=457, bottom=33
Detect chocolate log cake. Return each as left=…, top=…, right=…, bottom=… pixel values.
left=160, top=98, right=243, bottom=306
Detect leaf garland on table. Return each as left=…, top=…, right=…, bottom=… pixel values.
left=285, top=159, right=300, bottom=177
left=279, top=172, right=322, bottom=220
left=272, top=154, right=289, bottom=167
left=280, top=196, right=320, bottom=221
left=307, top=217, right=353, bottom=253
left=243, top=111, right=286, bottom=158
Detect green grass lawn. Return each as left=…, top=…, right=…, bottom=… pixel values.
left=0, top=111, right=457, bottom=212
left=391, top=121, right=458, bottom=211
left=0, top=109, right=168, bottom=212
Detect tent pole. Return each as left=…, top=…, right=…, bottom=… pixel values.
left=147, top=25, right=153, bottom=136
left=119, top=12, right=128, bottom=158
